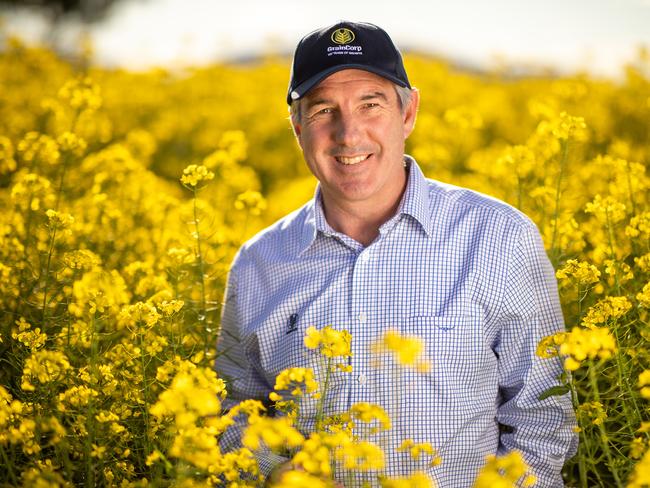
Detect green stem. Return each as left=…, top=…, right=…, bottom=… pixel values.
left=55, top=441, right=75, bottom=483
left=0, top=444, right=19, bottom=485
left=85, top=314, right=98, bottom=488
left=139, top=330, right=152, bottom=458
left=315, top=357, right=332, bottom=430
left=54, top=154, right=70, bottom=211
left=192, top=188, right=208, bottom=353
left=587, top=363, right=623, bottom=488
left=568, top=376, right=588, bottom=488
left=605, top=212, right=620, bottom=294
left=550, top=140, right=569, bottom=259
left=41, top=225, right=58, bottom=326
left=610, top=324, right=642, bottom=435
left=625, top=159, right=637, bottom=216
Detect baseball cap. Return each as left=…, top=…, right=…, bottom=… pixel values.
left=287, top=21, right=411, bottom=105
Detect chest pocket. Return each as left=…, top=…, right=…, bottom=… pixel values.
left=404, top=314, right=491, bottom=396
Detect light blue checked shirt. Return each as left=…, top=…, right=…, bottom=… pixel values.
left=216, top=156, right=577, bottom=487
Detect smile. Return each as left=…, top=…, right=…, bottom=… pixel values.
left=335, top=154, right=370, bottom=165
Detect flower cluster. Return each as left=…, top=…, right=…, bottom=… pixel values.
left=560, top=326, right=617, bottom=371
left=1, top=37, right=650, bottom=487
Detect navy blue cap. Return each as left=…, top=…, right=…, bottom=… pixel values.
left=287, top=21, right=411, bottom=105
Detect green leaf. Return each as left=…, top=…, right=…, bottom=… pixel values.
left=538, top=385, right=570, bottom=401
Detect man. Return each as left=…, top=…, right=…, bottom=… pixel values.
left=216, top=21, right=577, bottom=486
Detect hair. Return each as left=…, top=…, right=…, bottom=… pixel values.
left=289, top=82, right=414, bottom=124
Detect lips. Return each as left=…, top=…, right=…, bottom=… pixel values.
left=335, top=154, right=370, bottom=165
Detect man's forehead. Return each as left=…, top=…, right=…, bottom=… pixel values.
left=305, top=69, right=395, bottom=99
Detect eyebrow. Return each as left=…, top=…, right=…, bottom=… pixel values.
left=360, top=91, right=389, bottom=102
left=304, top=90, right=390, bottom=111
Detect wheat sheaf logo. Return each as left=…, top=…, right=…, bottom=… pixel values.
left=331, top=28, right=355, bottom=45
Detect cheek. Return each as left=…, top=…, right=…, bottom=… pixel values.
left=301, top=129, right=330, bottom=155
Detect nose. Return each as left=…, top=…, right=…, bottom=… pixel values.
left=333, top=110, right=361, bottom=147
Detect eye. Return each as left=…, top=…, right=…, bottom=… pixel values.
left=307, top=107, right=334, bottom=119
left=362, top=102, right=380, bottom=109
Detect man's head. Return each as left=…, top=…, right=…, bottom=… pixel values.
left=287, top=21, right=411, bottom=106
left=287, top=22, right=419, bottom=212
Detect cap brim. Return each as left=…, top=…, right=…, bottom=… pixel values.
left=288, top=64, right=411, bottom=104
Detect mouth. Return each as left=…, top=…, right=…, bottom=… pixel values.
left=335, top=154, right=371, bottom=165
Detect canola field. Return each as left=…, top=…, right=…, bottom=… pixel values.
left=1, top=35, right=650, bottom=487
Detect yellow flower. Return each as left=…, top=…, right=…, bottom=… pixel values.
left=180, top=164, right=214, bottom=188
left=234, top=189, right=267, bottom=215
left=292, top=432, right=334, bottom=477
left=497, top=145, right=536, bottom=179
left=627, top=212, right=650, bottom=239
left=380, top=472, right=437, bottom=488
left=397, top=439, right=440, bottom=465
left=45, top=209, right=74, bottom=230
left=628, top=448, right=650, bottom=488
left=536, top=332, right=567, bottom=359
left=639, top=370, right=650, bottom=399
left=0, top=136, right=16, bottom=174
left=272, top=367, right=320, bottom=398
left=273, top=470, right=332, bottom=488
left=581, top=296, right=632, bottom=327
left=336, top=440, right=385, bottom=471
left=349, top=402, right=392, bottom=432
left=474, top=451, right=536, bottom=487
left=559, top=326, right=617, bottom=371
left=11, top=317, right=47, bottom=350
left=56, top=131, right=87, bottom=156
left=637, top=283, right=650, bottom=308
left=585, top=194, right=627, bottom=224
left=215, top=447, right=260, bottom=483
left=630, top=437, right=648, bottom=459
left=62, top=249, right=102, bottom=270
left=577, top=401, right=607, bottom=426
left=537, top=111, right=588, bottom=142
left=58, top=76, right=102, bottom=111
left=17, top=131, right=60, bottom=165
left=241, top=416, right=304, bottom=451
left=150, top=367, right=225, bottom=428
left=117, top=301, right=161, bottom=331
left=304, top=325, right=352, bottom=358
left=21, top=350, right=72, bottom=391
left=372, top=330, right=430, bottom=372
left=555, top=259, right=600, bottom=287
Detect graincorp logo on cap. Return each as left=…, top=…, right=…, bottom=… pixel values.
left=331, top=28, right=355, bottom=45
left=327, top=27, right=362, bottom=56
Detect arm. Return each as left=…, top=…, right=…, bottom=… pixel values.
left=494, top=223, right=578, bottom=486
left=215, top=249, right=289, bottom=478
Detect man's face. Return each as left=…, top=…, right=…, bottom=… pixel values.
left=292, top=69, right=419, bottom=210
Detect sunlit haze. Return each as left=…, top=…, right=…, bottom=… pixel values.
left=3, top=0, right=650, bottom=76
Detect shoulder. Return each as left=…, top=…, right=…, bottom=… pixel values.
left=236, top=200, right=314, bottom=266
left=425, top=178, right=536, bottom=233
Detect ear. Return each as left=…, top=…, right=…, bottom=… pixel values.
left=402, top=88, right=420, bottom=139
left=291, top=115, right=302, bottom=139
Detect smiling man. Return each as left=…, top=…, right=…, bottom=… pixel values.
left=216, top=21, right=577, bottom=487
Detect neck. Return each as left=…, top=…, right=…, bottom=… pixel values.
left=321, top=169, right=408, bottom=247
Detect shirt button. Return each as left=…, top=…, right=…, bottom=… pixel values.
left=358, top=313, right=367, bottom=324
left=357, top=374, right=367, bottom=384
left=360, top=252, right=370, bottom=263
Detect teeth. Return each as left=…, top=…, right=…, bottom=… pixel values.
left=337, top=155, right=368, bottom=165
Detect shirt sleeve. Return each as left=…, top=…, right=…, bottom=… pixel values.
left=494, top=222, right=578, bottom=487
left=215, top=249, right=289, bottom=479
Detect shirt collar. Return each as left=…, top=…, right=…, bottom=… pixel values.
left=397, top=155, right=434, bottom=238
left=299, top=155, right=432, bottom=255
